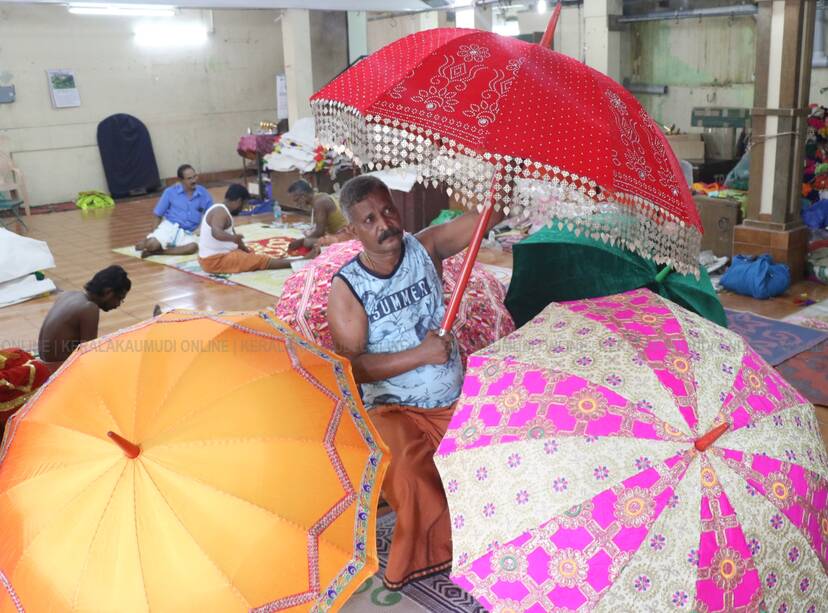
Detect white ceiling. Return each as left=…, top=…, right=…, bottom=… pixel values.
left=2, top=0, right=431, bottom=10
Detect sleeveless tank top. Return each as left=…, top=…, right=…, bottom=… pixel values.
left=335, top=233, right=463, bottom=409
left=199, top=204, right=236, bottom=258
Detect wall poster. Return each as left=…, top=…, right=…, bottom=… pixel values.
left=46, top=69, right=81, bottom=108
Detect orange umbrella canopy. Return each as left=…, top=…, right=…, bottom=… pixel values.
left=0, top=310, right=389, bottom=613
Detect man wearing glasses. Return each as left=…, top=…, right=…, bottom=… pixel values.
left=135, top=164, right=213, bottom=258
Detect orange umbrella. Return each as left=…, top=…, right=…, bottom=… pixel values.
left=0, top=310, right=389, bottom=612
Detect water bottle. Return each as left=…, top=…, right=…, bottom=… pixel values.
left=273, top=203, right=283, bottom=227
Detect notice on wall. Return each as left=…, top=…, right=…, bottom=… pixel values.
left=276, top=74, right=288, bottom=121
left=46, top=69, right=81, bottom=109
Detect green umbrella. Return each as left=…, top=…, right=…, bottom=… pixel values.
left=505, top=224, right=727, bottom=328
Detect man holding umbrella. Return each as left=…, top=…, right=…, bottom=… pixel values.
left=327, top=175, right=501, bottom=590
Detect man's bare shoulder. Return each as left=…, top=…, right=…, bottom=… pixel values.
left=206, top=206, right=229, bottom=225
left=50, top=291, right=96, bottom=315
left=327, top=276, right=367, bottom=357
left=40, top=292, right=95, bottom=342
left=413, top=226, right=440, bottom=261
left=328, top=275, right=368, bottom=321
left=53, top=290, right=88, bottom=306
left=329, top=275, right=358, bottom=306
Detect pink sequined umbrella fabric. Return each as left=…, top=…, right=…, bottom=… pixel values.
left=275, top=240, right=515, bottom=364
left=435, top=288, right=828, bottom=612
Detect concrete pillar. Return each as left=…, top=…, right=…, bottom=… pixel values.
left=419, top=10, right=438, bottom=30
left=282, top=9, right=314, bottom=126
left=583, top=0, right=622, bottom=81
left=455, top=4, right=474, bottom=29
left=310, top=11, right=348, bottom=91
left=347, top=11, right=368, bottom=64
left=735, top=0, right=816, bottom=279
left=474, top=5, right=493, bottom=31
left=437, top=11, right=453, bottom=29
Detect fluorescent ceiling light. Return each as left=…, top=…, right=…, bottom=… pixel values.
left=537, top=0, right=547, bottom=14
left=134, top=22, right=208, bottom=47
left=67, top=3, right=175, bottom=17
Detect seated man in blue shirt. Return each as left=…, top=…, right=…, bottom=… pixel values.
left=135, top=164, right=213, bottom=258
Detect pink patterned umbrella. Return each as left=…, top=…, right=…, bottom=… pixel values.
left=434, top=288, right=828, bottom=612
left=275, top=240, right=514, bottom=365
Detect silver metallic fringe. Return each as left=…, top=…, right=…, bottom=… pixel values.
left=312, top=99, right=702, bottom=276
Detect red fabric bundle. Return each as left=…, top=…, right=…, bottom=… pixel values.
left=0, top=349, right=50, bottom=436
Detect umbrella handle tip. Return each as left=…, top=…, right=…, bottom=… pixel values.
left=107, top=431, right=141, bottom=459
left=694, top=422, right=729, bottom=452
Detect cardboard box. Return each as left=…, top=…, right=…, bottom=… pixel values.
left=666, top=134, right=705, bottom=163
left=694, top=195, right=740, bottom=258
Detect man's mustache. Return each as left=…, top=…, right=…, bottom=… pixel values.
left=378, top=227, right=402, bottom=243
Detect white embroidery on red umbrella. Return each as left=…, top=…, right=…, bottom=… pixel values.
left=462, top=57, right=527, bottom=128
left=458, top=43, right=490, bottom=63
left=412, top=53, right=487, bottom=113
left=388, top=69, right=415, bottom=100
left=639, top=109, right=681, bottom=197
left=604, top=90, right=652, bottom=182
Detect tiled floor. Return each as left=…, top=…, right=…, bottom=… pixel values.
left=1, top=187, right=294, bottom=352
left=1, top=197, right=827, bottom=450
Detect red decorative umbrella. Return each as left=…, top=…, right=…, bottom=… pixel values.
left=275, top=240, right=515, bottom=365
left=311, top=10, right=701, bottom=334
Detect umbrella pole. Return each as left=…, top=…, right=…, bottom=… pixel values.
left=539, top=0, right=563, bottom=49
left=107, top=431, right=141, bottom=458
left=439, top=204, right=494, bottom=336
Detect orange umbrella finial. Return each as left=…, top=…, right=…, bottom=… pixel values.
left=107, top=431, right=141, bottom=458
left=694, top=422, right=729, bottom=452
left=539, top=0, right=563, bottom=49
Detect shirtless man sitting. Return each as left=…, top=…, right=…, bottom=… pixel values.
left=37, top=265, right=131, bottom=371
left=286, top=179, right=349, bottom=251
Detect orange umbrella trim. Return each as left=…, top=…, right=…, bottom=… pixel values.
left=0, top=574, right=22, bottom=612
left=0, top=310, right=389, bottom=613
left=254, top=312, right=385, bottom=612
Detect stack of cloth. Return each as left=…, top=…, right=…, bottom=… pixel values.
left=486, top=218, right=531, bottom=252
left=692, top=182, right=748, bottom=217
left=804, top=104, right=828, bottom=198
left=801, top=118, right=828, bottom=283
left=0, top=228, right=57, bottom=308
left=263, top=117, right=349, bottom=177
left=807, top=228, right=828, bottom=283
left=691, top=182, right=724, bottom=194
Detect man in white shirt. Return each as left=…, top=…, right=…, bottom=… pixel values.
left=198, top=184, right=315, bottom=274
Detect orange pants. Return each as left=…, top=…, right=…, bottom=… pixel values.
left=199, top=250, right=272, bottom=274
left=370, top=403, right=455, bottom=590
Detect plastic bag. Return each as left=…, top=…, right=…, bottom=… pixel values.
left=801, top=199, right=828, bottom=229
left=679, top=159, right=693, bottom=187
left=429, top=209, right=463, bottom=226
left=75, top=191, right=115, bottom=210
left=720, top=254, right=790, bottom=299
left=724, top=150, right=750, bottom=191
